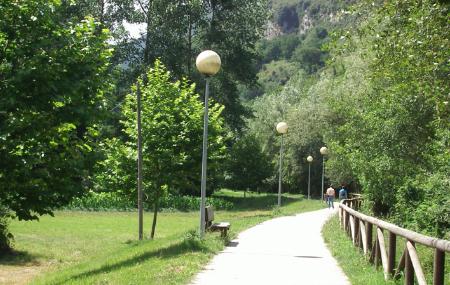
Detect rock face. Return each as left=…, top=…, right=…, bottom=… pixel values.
left=277, top=6, right=299, bottom=34
left=269, top=0, right=350, bottom=37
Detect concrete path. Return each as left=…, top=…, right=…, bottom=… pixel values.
left=191, top=205, right=350, bottom=285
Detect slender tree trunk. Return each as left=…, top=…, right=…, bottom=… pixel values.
left=143, top=0, right=153, bottom=65
left=98, top=0, right=105, bottom=26
left=150, top=162, right=161, bottom=239
left=150, top=188, right=159, bottom=239
left=187, top=4, right=192, bottom=76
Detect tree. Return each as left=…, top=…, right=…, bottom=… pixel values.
left=97, top=60, right=226, bottom=238
left=324, top=0, right=449, bottom=237
left=0, top=0, right=112, bottom=246
left=225, top=134, right=274, bottom=192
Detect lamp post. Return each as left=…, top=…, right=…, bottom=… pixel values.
left=196, top=50, right=221, bottom=238
left=320, top=146, right=328, bottom=202
left=307, top=155, right=313, bottom=200
left=276, top=122, right=288, bottom=207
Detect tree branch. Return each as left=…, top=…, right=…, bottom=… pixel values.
left=136, top=0, right=148, bottom=16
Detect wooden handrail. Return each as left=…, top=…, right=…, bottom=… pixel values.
left=339, top=203, right=450, bottom=253
left=339, top=198, right=449, bottom=285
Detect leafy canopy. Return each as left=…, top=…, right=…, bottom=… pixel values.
left=0, top=0, right=112, bottom=221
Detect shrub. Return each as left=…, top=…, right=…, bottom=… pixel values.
left=65, top=191, right=233, bottom=212
left=0, top=206, right=13, bottom=252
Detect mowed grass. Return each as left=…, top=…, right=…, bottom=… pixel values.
left=1, top=190, right=324, bottom=285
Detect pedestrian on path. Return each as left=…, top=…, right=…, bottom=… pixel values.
left=326, top=185, right=335, bottom=209
left=338, top=185, right=348, bottom=200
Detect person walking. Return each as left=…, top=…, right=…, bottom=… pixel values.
left=339, top=185, right=348, bottom=200
left=326, top=185, right=335, bottom=209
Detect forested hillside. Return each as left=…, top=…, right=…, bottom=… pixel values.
left=244, top=0, right=449, bottom=238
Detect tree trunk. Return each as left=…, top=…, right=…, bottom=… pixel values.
left=143, top=0, right=153, bottom=65
left=98, top=0, right=105, bottom=26
left=187, top=3, right=192, bottom=77
left=150, top=188, right=160, bottom=239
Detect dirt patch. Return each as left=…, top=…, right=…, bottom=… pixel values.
left=0, top=263, right=50, bottom=285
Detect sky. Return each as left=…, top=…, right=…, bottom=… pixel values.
left=123, top=20, right=146, bottom=39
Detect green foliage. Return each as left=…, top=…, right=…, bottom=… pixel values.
left=0, top=206, right=13, bottom=251
left=65, top=191, right=233, bottom=212
left=323, top=0, right=449, bottom=237
left=250, top=0, right=448, bottom=239
left=61, top=0, right=270, bottom=131
left=0, top=0, right=112, bottom=221
left=291, top=26, right=329, bottom=72
left=257, top=60, right=299, bottom=93
left=247, top=70, right=329, bottom=195
left=201, top=0, right=270, bottom=129
left=257, top=34, right=303, bottom=63
left=94, top=60, right=227, bottom=237
left=122, top=60, right=226, bottom=197
left=224, top=134, right=274, bottom=192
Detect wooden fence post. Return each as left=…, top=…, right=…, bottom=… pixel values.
left=375, top=236, right=381, bottom=267
left=388, top=232, right=396, bottom=277
left=345, top=211, right=350, bottom=236
left=405, top=242, right=414, bottom=285
left=433, top=249, right=444, bottom=285
left=366, top=222, right=373, bottom=256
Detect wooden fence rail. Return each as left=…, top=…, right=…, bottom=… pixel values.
left=339, top=198, right=449, bottom=285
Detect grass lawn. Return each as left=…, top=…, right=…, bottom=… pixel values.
left=1, top=190, right=324, bottom=285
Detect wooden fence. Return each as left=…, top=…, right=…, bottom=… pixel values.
left=339, top=198, right=449, bottom=285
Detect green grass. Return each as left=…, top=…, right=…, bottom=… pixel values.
left=322, top=215, right=450, bottom=285
left=2, top=190, right=323, bottom=284
left=322, top=216, right=400, bottom=285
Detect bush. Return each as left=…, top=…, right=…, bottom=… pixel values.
left=0, top=206, right=13, bottom=252
left=65, top=191, right=233, bottom=212
left=224, top=134, right=274, bottom=192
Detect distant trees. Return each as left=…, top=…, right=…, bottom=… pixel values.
left=248, top=0, right=449, bottom=239
left=0, top=0, right=112, bottom=248
left=63, top=0, right=269, bottom=131
left=325, top=0, right=449, bottom=237
left=225, top=134, right=274, bottom=192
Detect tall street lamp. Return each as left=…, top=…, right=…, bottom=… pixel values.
left=320, top=146, right=328, bottom=202
left=307, top=155, right=313, bottom=200
left=276, top=122, right=288, bottom=207
left=196, top=50, right=221, bottom=238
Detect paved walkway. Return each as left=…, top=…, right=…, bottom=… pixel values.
left=191, top=205, right=350, bottom=285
